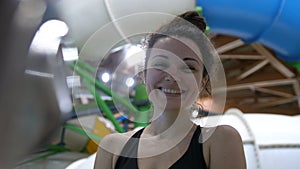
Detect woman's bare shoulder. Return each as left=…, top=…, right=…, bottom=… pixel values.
left=201, top=125, right=241, bottom=142
left=99, top=130, right=138, bottom=148
left=202, top=125, right=246, bottom=169
left=214, top=125, right=241, bottom=138
left=94, top=129, right=142, bottom=169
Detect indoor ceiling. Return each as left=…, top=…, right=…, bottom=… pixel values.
left=211, top=34, right=300, bottom=115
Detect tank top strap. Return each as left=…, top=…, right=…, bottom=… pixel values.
left=114, top=128, right=145, bottom=169
left=169, top=126, right=207, bottom=169
left=115, top=126, right=207, bottom=169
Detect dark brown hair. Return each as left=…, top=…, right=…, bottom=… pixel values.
left=146, top=11, right=206, bottom=54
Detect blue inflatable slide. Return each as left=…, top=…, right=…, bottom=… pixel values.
left=197, top=0, right=300, bottom=65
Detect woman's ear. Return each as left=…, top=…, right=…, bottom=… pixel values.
left=202, top=75, right=209, bottom=88
left=137, top=70, right=146, bottom=84
left=199, top=75, right=210, bottom=98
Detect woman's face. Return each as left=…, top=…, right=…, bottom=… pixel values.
left=146, top=37, right=204, bottom=112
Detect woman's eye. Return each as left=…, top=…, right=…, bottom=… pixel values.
left=182, top=65, right=196, bottom=72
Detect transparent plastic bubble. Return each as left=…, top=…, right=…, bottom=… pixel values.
left=72, top=12, right=226, bottom=158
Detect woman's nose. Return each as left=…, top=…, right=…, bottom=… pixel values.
left=164, top=74, right=174, bottom=81
left=163, top=72, right=181, bottom=83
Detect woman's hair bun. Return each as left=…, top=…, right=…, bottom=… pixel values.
left=179, top=11, right=206, bottom=32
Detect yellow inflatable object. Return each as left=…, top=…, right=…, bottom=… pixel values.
left=86, top=117, right=114, bottom=154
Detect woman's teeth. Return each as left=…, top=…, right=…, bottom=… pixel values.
left=161, top=88, right=181, bottom=94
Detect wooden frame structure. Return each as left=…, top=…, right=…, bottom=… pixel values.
left=211, top=34, right=300, bottom=115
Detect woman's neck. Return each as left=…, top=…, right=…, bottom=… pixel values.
left=145, top=107, right=195, bottom=137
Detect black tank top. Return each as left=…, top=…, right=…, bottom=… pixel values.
left=115, top=126, right=208, bottom=169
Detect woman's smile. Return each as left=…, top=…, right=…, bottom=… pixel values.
left=158, top=86, right=185, bottom=97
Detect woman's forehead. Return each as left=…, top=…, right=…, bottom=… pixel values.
left=150, top=37, right=202, bottom=62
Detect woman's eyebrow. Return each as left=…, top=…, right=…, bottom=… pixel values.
left=183, top=57, right=200, bottom=64
left=153, top=55, right=168, bottom=59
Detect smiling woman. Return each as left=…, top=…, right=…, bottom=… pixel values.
left=94, top=11, right=246, bottom=169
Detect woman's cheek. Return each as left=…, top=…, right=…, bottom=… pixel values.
left=183, top=73, right=202, bottom=104
left=145, top=69, right=161, bottom=93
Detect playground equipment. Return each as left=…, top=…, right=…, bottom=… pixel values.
left=54, top=0, right=195, bottom=60
left=197, top=0, right=300, bottom=62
